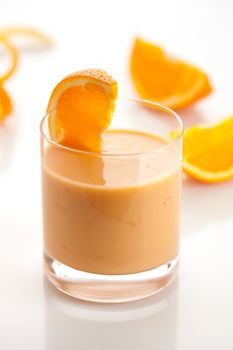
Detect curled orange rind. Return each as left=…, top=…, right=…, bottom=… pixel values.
left=0, top=27, right=52, bottom=122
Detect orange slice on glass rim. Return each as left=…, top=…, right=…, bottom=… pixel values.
left=130, top=37, right=212, bottom=109
left=46, top=69, right=118, bottom=152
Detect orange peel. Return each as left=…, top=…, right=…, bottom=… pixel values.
left=0, top=27, right=52, bottom=122
left=0, top=27, right=53, bottom=47
left=0, top=35, right=18, bottom=82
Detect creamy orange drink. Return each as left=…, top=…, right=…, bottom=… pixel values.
left=43, top=130, right=181, bottom=275
left=41, top=69, right=183, bottom=302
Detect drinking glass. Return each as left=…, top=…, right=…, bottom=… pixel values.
left=40, top=98, right=183, bottom=303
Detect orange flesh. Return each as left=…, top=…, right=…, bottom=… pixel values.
left=55, top=84, right=111, bottom=151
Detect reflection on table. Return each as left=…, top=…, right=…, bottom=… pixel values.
left=44, top=278, right=178, bottom=350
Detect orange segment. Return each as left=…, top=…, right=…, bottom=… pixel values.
left=0, top=86, right=12, bottom=122
left=47, top=69, right=118, bottom=152
left=130, top=38, right=212, bottom=109
left=182, top=116, right=233, bottom=182
left=0, top=35, right=18, bottom=82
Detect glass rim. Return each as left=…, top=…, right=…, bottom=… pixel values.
left=40, top=98, right=184, bottom=158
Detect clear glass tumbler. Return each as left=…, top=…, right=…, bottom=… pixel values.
left=41, top=98, right=183, bottom=303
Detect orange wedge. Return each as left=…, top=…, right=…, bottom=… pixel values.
left=47, top=69, right=118, bottom=152
left=130, top=37, right=212, bottom=109
left=0, top=86, right=12, bottom=121
left=182, top=116, right=233, bottom=182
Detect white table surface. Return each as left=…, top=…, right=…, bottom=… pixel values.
left=0, top=0, right=233, bottom=349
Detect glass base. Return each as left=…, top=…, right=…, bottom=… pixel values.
left=44, top=253, right=179, bottom=303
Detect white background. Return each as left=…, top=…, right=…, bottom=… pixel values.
left=0, top=0, right=233, bottom=349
